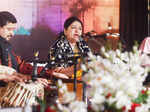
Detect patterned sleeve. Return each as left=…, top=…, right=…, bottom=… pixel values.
left=77, top=38, right=91, bottom=56
left=49, top=38, right=64, bottom=61
left=48, top=35, right=75, bottom=67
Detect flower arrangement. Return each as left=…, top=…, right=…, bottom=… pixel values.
left=37, top=45, right=150, bottom=112
left=81, top=46, right=150, bottom=112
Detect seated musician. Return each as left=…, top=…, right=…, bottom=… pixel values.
left=0, top=11, right=49, bottom=86
left=48, top=16, right=91, bottom=79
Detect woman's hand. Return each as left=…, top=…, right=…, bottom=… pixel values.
left=52, top=67, right=74, bottom=78
left=52, top=72, right=69, bottom=79
left=46, top=68, right=69, bottom=79
left=46, top=64, right=81, bottom=79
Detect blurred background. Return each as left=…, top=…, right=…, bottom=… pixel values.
left=0, top=0, right=148, bottom=61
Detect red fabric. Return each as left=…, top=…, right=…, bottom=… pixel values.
left=106, top=93, right=112, bottom=99
left=0, top=51, right=53, bottom=77
left=19, top=61, right=33, bottom=74
left=45, top=107, right=56, bottom=112
left=19, top=62, right=52, bottom=76
left=128, top=103, right=141, bottom=112
left=0, top=52, right=21, bottom=68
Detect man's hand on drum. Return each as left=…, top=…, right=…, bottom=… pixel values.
left=12, top=73, right=50, bottom=87
left=0, top=73, right=13, bottom=81
left=0, top=72, right=30, bottom=82
left=13, top=72, right=31, bottom=82
left=36, top=78, right=49, bottom=87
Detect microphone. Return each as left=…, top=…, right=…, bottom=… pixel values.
left=32, top=51, right=39, bottom=81
left=92, top=33, right=110, bottom=38
left=40, top=59, right=56, bottom=76
left=56, top=53, right=81, bottom=62
left=84, top=32, right=110, bottom=39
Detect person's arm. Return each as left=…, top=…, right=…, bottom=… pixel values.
left=18, top=60, right=33, bottom=74
left=0, top=72, right=30, bottom=82
left=0, top=64, right=16, bottom=75
left=17, top=57, right=44, bottom=75
left=12, top=55, right=49, bottom=86
left=0, top=65, right=30, bottom=82
left=52, top=63, right=81, bottom=77
left=52, top=66, right=74, bottom=78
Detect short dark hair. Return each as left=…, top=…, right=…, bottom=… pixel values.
left=64, top=16, right=83, bottom=30
left=0, top=11, right=17, bottom=27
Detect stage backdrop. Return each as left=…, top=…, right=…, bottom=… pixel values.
left=0, top=0, right=119, bottom=61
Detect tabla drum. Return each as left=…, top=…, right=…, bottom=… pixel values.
left=0, top=81, right=44, bottom=107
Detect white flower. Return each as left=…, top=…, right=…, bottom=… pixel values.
left=57, top=45, right=150, bottom=112
left=62, top=92, right=76, bottom=103
left=90, top=92, right=105, bottom=104
left=116, top=49, right=121, bottom=57
left=101, top=47, right=105, bottom=53
left=136, top=104, right=150, bottom=112
left=82, top=47, right=150, bottom=111
left=57, top=103, right=71, bottom=112
left=91, top=103, right=105, bottom=112
left=58, top=80, right=68, bottom=94
left=69, top=101, right=87, bottom=112
left=115, top=91, right=132, bottom=109
left=81, top=64, right=87, bottom=71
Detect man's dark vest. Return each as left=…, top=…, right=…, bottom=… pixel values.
left=0, top=37, right=19, bottom=86
left=0, top=37, right=18, bottom=70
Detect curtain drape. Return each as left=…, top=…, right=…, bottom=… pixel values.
left=120, top=0, right=148, bottom=51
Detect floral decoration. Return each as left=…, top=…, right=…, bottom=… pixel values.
left=38, top=45, right=150, bottom=112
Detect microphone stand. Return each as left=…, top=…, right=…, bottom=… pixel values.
left=32, top=51, right=39, bottom=81
left=62, top=53, right=81, bottom=95
left=81, top=57, right=89, bottom=103
left=64, top=53, right=80, bottom=93
left=82, top=75, right=87, bottom=103
left=73, top=56, right=78, bottom=93
left=70, top=53, right=87, bottom=101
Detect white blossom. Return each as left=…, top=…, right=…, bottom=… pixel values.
left=61, top=92, right=76, bottom=103
left=69, top=101, right=87, bottom=112
left=57, top=46, right=150, bottom=112
left=82, top=47, right=149, bottom=111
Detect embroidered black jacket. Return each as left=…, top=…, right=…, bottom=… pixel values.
left=48, top=34, right=90, bottom=67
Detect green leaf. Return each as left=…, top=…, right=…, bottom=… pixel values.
left=133, top=92, right=148, bottom=104
left=35, top=96, right=46, bottom=112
